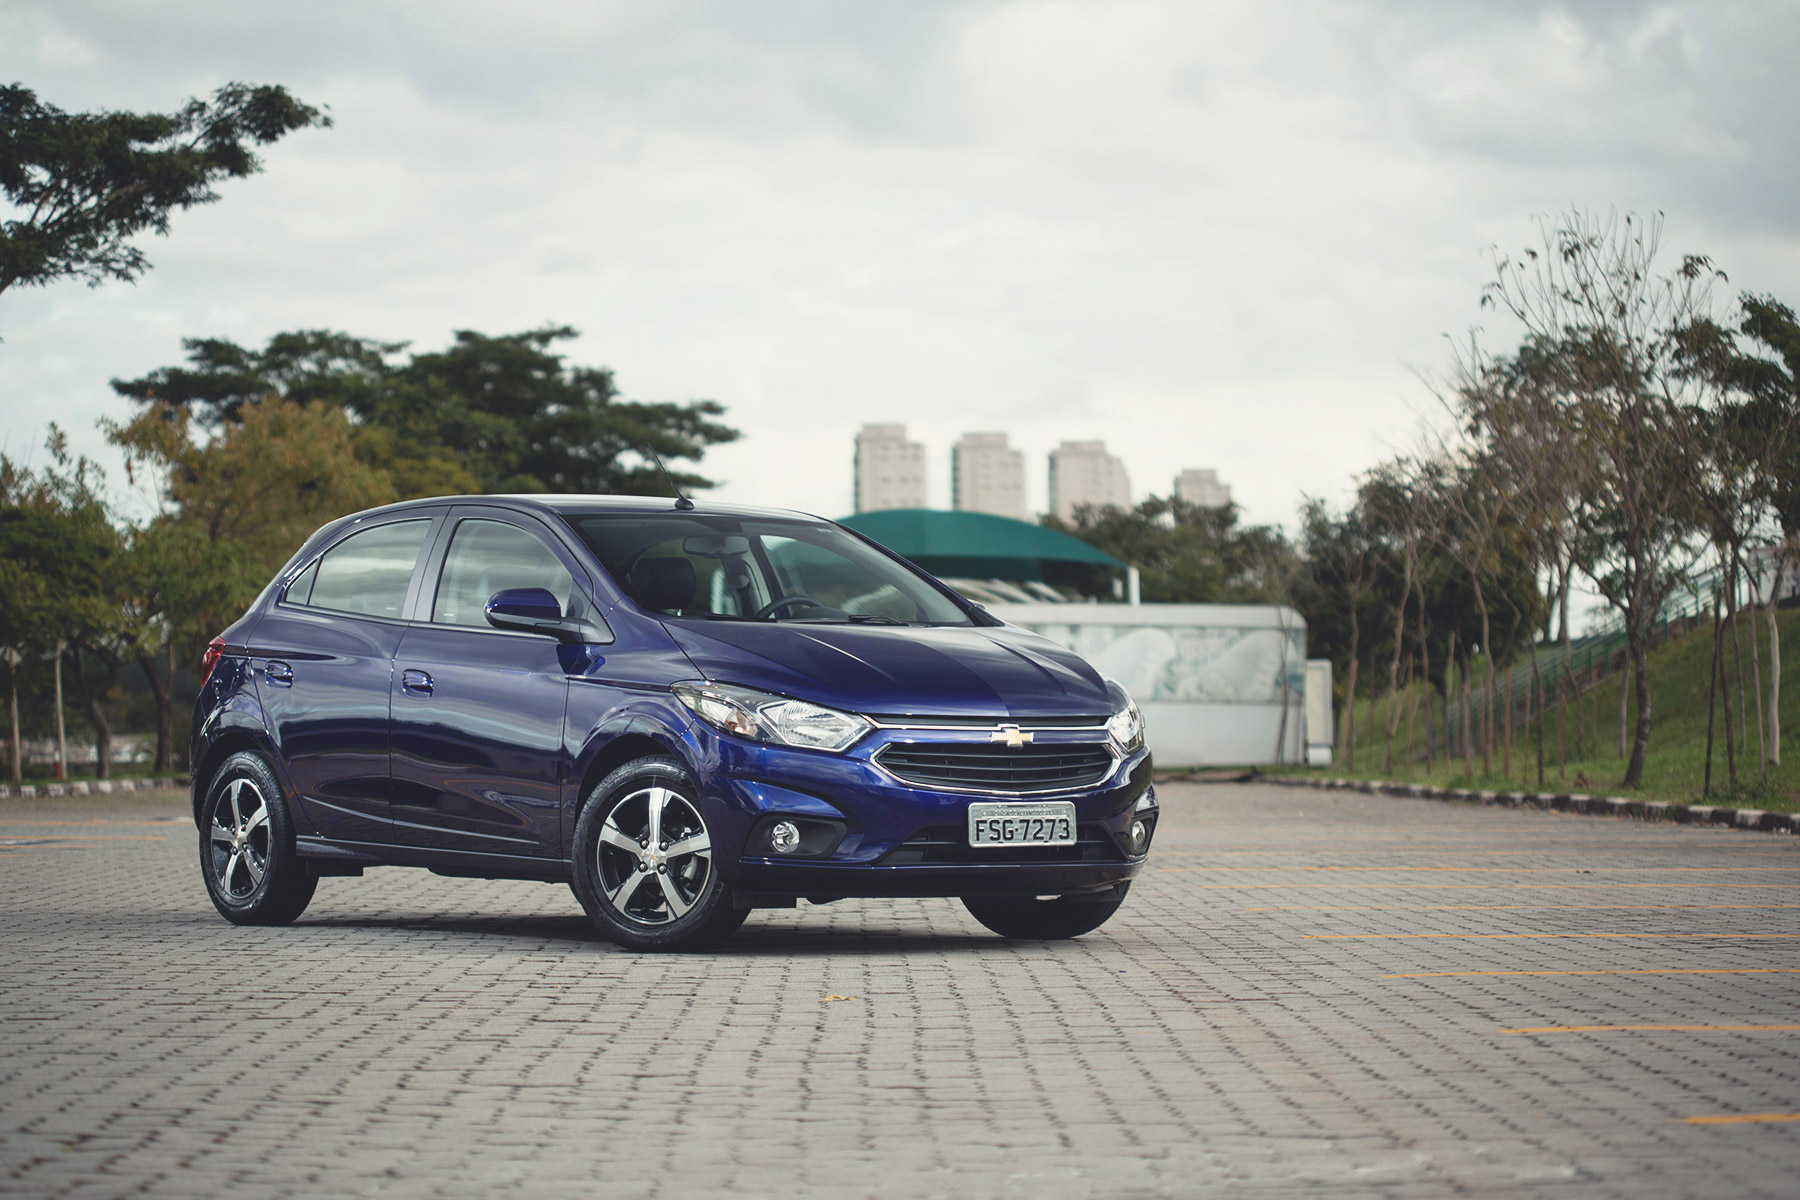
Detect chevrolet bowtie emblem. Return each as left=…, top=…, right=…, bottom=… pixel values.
left=989, top=724, right=1033, bottom=748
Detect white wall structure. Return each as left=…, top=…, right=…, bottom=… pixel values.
left=951, top=431, right=1027, bottom=520
left=1304, top=659, right=1333, bottom=767
left=987, top=602, right=1307, bottom=767
left=1174, top=467, right=1231, bottom=508
left=853, top=423, right=926, bottom=513
left=1047, top=440, right=1130, bottom=521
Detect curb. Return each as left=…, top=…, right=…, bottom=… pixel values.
left=1253, top=774, right=1800, bottom=834
left=0, top=777, right=186, bottom=800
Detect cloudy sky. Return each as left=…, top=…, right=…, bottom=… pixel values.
left=3, top=0, right=1797, bottom=530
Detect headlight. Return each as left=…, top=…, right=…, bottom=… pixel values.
left=673, top=682, right=872, bottom=753
left=1106, top=698, right=1145, bottom=753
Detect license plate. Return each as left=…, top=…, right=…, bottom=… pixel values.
left=967, top=801, right=1077, bottom=847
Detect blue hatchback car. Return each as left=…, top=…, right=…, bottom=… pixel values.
left=191, top=495, right=1156, bottom=949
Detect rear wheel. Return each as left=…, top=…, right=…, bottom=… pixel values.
left=962, top=884, right=1129, bottom=940
left=570, top=757, right=745, bottom=951
left=200, top=751, right=318, bottom=926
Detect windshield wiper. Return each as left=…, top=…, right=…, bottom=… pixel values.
left=779, top=614, right=910, bottom=625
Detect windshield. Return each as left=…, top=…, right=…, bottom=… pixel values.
left=565, top=513, right=973, bottom=626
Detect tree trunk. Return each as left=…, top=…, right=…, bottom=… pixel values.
left=1473, top=576, right=1494, bottom=778
left=1502, top=657, right=1513, bottom=780
left=1769, top=547, right=1784, bottom=768
left=1617, top=650, right=1630, bottom=760
left=1403, top=662, right=1421, bottom=776
left=1726, top=566, right=1749, bottom=766
left=1704, top=590, right=1721, bottom=798
left=6, top=653, right=19, bottom=785
left=1720, top=583, right=1739, bottom=792
left=1341, top=653, right=1359, bottom=771
left=70, top=646, right=116, bottom=780
left=1415, top=579, right=1433, bottom=773
left=1381, top=579, right=1411, bottom=774
left=137, top=650, right=175, bottom=772
left=1461, top=650, right=1475, bottom=784
left=1623, top=630, right=1653, bottom=789
left=1740, top=556, right=1766, bottom=780
left=1530, top=644, right=1546, bottom=788
left=53, top=646, right=67, bottom=781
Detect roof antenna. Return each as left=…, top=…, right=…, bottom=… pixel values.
left=642, top=443, right=696, bottom=510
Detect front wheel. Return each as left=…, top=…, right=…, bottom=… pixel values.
left=200, top=751, right=318, bottom=926
left=570, top=757, right=746, bottom=951
left=962, top=883, right=1130, bottom=940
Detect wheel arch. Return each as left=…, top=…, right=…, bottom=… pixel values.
left=190, top=727, right=276, bottom=830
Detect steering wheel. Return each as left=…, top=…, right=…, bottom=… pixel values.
left=753, top=594, right=823, bottom=619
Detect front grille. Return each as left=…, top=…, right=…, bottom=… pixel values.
left=875, top=742, right=1114, bottom=792
left=882, top=823, right=1125, bottom=865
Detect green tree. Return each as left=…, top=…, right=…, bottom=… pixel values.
left=1045, top=496, right=1294, bottom=603
left=111, top=326, right=740, bottom=496
left=0, top=82, right=329, bottom=297
left=0, top=431, right=128, bottom=775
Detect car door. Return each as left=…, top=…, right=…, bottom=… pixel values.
left=253, top=512, right=441, bottom=846
left=388, top=507, right=596, bottom=858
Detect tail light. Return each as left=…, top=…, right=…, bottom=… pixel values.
left=200, top=636, right=226, bottom=687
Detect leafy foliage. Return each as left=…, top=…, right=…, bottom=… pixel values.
left=110, top=326, right=740, bottom=497
left=0, top=82, right=330, bottom=294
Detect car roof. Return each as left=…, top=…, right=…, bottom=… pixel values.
left=336, top=493, right=827, bottom=524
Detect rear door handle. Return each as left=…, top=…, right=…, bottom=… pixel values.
left=265, top=660, right=293, bottom=686
left=401, top=668, right=433, bottom=697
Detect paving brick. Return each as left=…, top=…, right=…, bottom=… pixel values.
left=1, top=785, right=1797, bottom=1197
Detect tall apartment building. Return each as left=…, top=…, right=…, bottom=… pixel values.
left=852, top=423, right=926, bottom=512
left=1047, top=440, right=1130, bottom=521
left=951, top=432, right=1027, bottom=520
left=1174, top=467, right=1231, bottom=508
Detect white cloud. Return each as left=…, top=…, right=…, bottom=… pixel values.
left=2, top=0, right=1797, bottom=529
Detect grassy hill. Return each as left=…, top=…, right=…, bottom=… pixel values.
left=1290, top=607, right=1800, bottom=813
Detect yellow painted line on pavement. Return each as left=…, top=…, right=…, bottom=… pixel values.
left=1248, top=904, right=1800, bottom=911
left=0, top=819, right=181, bottom=827
left=1304, top=932, right=1800, bottom=940
left=1683, top=1111, right=1800, bottom=1125
left=1384, top=969, right=1800, bottom=979
left=1174, top=865, right=1800, bottom=873
left=1178, top=881, right=1797, bottom=889
left=1503, top=1024, right=1800, bottom=1034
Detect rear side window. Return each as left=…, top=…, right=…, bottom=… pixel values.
left=298, top=519, right=432, bottom=619
left=432, top=519, right=577, bottom=627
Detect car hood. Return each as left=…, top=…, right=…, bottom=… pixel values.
left=663, top=620, right=1116, bottom=720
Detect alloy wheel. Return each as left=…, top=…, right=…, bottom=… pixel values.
left=208, top=776, right=271, bottom=900
left=594, top=785, right=713, bottom=925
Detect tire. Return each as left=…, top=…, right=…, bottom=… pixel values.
left=199, top=751, right=318, bottom=926
left=962, top=883, right=1130, bottom=940
left=570, top=756, right=746, bottom=952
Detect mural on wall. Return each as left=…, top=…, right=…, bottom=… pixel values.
left=1025, top=622, right=1307, bottom=705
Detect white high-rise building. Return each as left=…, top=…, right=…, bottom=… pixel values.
left=853, top=423, right=926, bottom=512
left=1047, top=440, right=1130, bottom=521
left=1174, top=468, right=1231, bottom=509
left=951, top=432, right=1026, bottom=520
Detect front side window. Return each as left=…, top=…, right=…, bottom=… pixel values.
left=432, top=519, right=577, bottom=627
left=566, top=514, right=970, bottom=625
left=297, top=519, right=432, bottom=619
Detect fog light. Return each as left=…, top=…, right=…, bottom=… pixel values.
left=769, top=821, right=802, bottom=854
left=1130, top=819, right=1148, bottom=851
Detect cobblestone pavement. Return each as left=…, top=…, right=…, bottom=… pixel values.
left=2, top=782, right=1797, bottom=1199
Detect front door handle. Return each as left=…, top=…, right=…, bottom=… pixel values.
left=401, top=668, right=434, bottom=697
left=265, top=660, right=293, bottom=686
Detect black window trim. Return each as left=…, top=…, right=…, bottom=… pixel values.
left=275, top=509, right=447, bottom=626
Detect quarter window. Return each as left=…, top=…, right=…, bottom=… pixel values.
left=301, top=519, right=432, bottom=619
left=432, top=519, right=577, bottom=627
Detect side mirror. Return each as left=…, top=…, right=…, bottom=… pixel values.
left=485, top=588, right=609, bottom=644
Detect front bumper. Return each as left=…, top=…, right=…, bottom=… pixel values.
left=685, top=721, right=1157, bottom=901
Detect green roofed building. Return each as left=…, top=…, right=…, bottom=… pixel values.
left=837, top=508, right=1123, bottom=593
